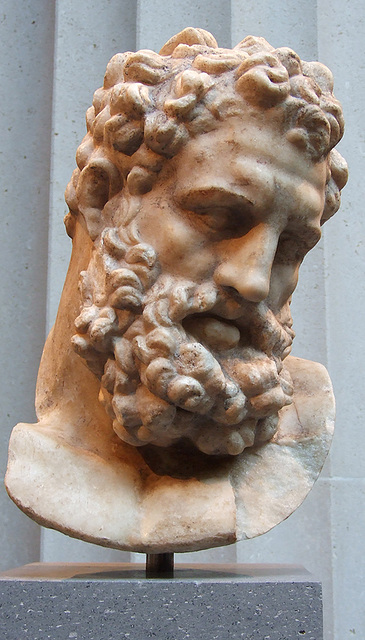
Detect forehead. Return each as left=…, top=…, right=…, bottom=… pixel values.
left=173, top=113, right=327, bottom=211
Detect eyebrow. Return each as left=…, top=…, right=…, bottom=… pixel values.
left=175, top=186, right=254, bottom=210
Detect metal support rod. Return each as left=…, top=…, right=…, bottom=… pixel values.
left=146, top=553, right=174, bottom=578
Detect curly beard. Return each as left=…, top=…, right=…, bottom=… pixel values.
left=72, top=219, right=294, bottom=457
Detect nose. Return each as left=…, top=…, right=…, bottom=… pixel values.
left=214, top=224, right=278, bottom=303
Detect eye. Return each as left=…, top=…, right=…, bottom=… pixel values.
left=190, top=206, right=253, bottom=238
left=275, top=228, right=320, bottom=264
left=192, top=207, right=233, bottom=231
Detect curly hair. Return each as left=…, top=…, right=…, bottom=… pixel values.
left=65, top=27, right=348, bottom=242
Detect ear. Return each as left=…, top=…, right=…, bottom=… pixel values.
left=76, top=156, right=122, bottom=240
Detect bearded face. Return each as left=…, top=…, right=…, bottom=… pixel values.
left=72, top=114, right=327, bottom=457
left=73, top=225, right=295, bottom=457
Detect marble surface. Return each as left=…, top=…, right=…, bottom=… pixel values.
left=6, top=28, right=347, bottom=553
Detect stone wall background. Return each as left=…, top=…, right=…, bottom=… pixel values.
left=1, top=2, right=364, bottom=638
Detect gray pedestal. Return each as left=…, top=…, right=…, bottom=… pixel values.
left=0, top=563, right=322, bottom=640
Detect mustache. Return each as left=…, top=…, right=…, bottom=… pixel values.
left=234, top=302, right=294, bottom=361
left=182, top=282, right=295, bottom=361
left=212, top=283, right=293, bottom=358
left=142, top=276, right=294, bottom=366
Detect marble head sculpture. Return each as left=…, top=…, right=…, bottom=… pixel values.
left=6, top=28, right=347, bottom=552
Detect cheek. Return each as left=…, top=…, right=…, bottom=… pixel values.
left=268, top=263, right=300, bottom=311
left=138, top=209, right=216, bottom=280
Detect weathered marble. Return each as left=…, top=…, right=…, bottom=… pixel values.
left=5, top=28, right=347, bottom=552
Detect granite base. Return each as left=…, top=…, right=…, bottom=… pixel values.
left=0, top=563, right=323, bottom=640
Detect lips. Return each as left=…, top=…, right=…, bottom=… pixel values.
left=183, top=314, right=241, bottom=351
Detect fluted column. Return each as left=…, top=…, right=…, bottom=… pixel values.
left=0, top=0, right=55, bottom=570
left=318, top=1, right=365, bottom=638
